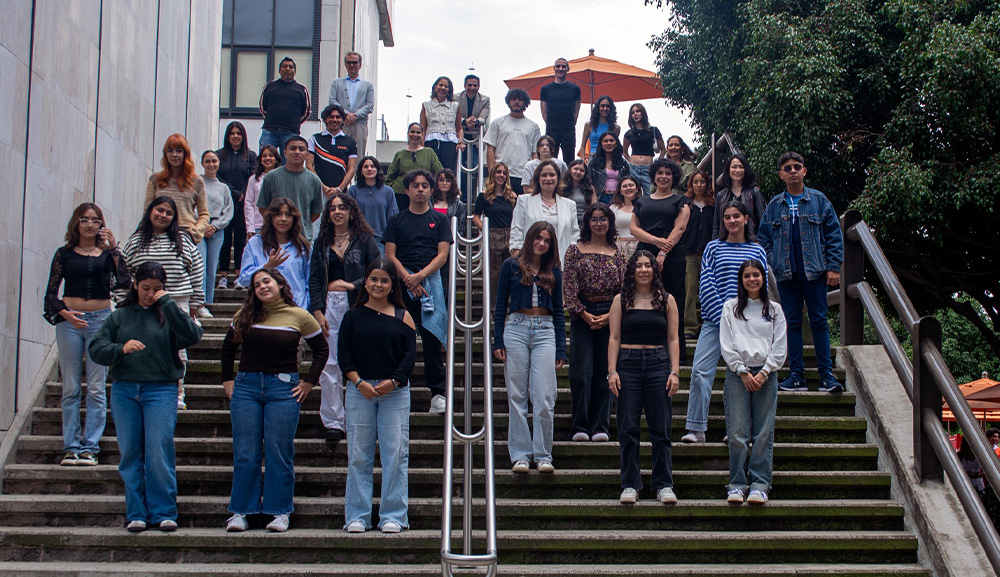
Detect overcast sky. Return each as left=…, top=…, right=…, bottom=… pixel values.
left=375, top=0, right=697, bottom=148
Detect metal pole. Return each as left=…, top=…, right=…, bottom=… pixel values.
left=840, top=211, right=865, bottom=346
left=913, top=317, right=944, bottom=481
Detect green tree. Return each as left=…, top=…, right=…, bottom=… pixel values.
left=647, top=0, right=1000, bottom=358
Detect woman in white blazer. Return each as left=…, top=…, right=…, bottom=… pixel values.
left=509, top=160, right=580, bottom=264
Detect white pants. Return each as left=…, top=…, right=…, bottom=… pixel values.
left=319, top=291, right=350, bottom=432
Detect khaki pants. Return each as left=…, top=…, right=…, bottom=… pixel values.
left=684, top=253, right=702, bottom=336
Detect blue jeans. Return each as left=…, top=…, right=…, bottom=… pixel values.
left=778, top=273, right=834, bottom=380
left=198, top=233, right=225, bottom=304
left=569, top=302, right=612, bottom=437
left=344, top=381, right=411, bottom=530
left=503, top=313, right=557, bottom=464
left=110, top=381, right=178, bottom=523
left=685, top=321, right=720, bottom=432
left=258, top=128, right=298, bottom=163
left=723, top=368, right=778, bottom=493
left=630, top=163, right=652, bottom=196
left=229, top=372, right=301, bottom=515
left=57, top=308, right=111, bottom=454
left=616, top=347, right=674, bottom=491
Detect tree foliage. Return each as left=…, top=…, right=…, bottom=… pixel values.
left=647, top=0, right=1000, bottom=360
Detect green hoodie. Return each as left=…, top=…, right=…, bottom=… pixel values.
left=89, top=295, right=204, bottom=383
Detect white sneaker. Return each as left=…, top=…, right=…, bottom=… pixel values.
left=266, top=514, right=290, bottom=532
left=197, top=307, right=213, bottom=319
left=657, top=487, right=678, bottom=504
left=126, top=519, right=147, bottom=533
left=537, top=461, right=555, bottom=474
left=680, top=430, right=705, bottom=443
left=346, top=520, right=366, bottom=533
left=619, top=488, right=638, bottom=504
left=591, top=432, right=610, bottom=442
left=747, top=490, right=769, bottom=504
left=429, top=394, right=446, bottom=414
left=572, top=432, right=590, bottom=442
left=381, top=521, right=402, bottom=533
left=226, top=514, right=248, bottom=532
left=512, top=459, right=530, bottom=473
left=217, top=277, right=228, bottom=289
left=233, top=280, right=246, bottom=289
left=727, top=489, right=745, bottom=503
left=177, top=389, right=187, bottom=411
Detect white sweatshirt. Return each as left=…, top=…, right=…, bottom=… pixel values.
left=719, top=297, right=788, bottom=375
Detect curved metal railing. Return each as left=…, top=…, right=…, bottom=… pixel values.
left=440, top=211, right=497, bottom=576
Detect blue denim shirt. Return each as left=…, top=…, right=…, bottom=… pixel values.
left=493, top=257, right=568, bottom=360
left=757, top=186, right=843, bottom=282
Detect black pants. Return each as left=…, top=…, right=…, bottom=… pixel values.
left=510, top=177, right=524, bottom=195
left=637, top=246, right=687, bottom=364
left=569, top=301, right=612, bottom=436
left=547, top=126, right=577, bottom=165
left=401, top=289, right=446, bottom=397
left=219, top=199, right=247, bottom=273
left=617, top=347, right=674, bottom=491
left=426, top=139, right=458, bottom=173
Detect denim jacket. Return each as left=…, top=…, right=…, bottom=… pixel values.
left=756, top=186, right=843, bottom=282
left=493, top=257, right=567, bottom=360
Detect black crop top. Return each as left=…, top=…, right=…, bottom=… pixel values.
left=620, top=308, right=668, bottom=346
left=44, top=246, right=131, bottom=325
left=327, top=248, right=345, bottom=282
left=625, top=126, right=663, bottom=157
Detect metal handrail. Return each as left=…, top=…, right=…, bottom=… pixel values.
left=440, top=214, right=497, bottom=576
left=696, top=132, right=742, bottom=187
left=839, top=210, right=1000, bottom=573
left=460, top=127, right=485, bottom=224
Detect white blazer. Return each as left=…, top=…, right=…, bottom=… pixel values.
left=509, top=194, right=580, bottom=264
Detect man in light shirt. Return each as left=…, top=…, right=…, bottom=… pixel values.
left=328, top=51, right=375, bottom=156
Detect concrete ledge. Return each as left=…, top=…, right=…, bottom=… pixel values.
left=0, top=343, right=57, bottom=491
left=843, top=345, right=993, bottom=576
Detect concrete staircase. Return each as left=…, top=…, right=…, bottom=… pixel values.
left=0, top=284, right=932, bottom=575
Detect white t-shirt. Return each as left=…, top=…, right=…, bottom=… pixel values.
left=523, top=157, right=568, bottom=182
left=484, top=115, right=542, bottom=180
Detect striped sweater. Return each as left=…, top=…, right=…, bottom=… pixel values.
left=698, top=240, right=767, bottom=325
left=120, top=232, right=206, bottom=307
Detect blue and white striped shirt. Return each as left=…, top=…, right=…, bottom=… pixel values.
left=699, top=240, right=768, bottom=325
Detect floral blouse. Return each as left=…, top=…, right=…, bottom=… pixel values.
left=562, top=243, right=627, bottom=317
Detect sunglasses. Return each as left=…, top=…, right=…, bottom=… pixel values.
left=781, top=163, right=804, bottom=173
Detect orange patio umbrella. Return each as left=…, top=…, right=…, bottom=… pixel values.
left=504, top=49, right=663, bottom=106
left=942, top=376, right=1000, bottom=423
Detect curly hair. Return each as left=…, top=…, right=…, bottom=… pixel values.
left=589, top=95, right=617, bottom=130
left=231, top=268, right=297, bottom=343
left=560, top=158, right=597, bottom=205
left=650, top=158, right=682, bottom=194
left=518, top=221, right=559, bottom=293
left=316, top=193, right=373, bottom=249
left=621, top=250, right=667, bottom=313
left=260, top=198, right=311, bottom=257
left=685, top=169, right=715, bottom=205
left=154, top=133, right=197, bottom=191
left=482, top=162, right=517, bottom=205
left=578, top=202, right=617, bottom=247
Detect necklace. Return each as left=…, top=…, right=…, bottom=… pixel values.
left=541, top=195, right=557, bottom=207
left=635, top=291, right=653, bottom=300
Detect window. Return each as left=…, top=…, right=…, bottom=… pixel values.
left=220, top=0, right=319, bottom=119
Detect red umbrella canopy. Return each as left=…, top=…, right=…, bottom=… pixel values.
left=504, top=49, right=663, bottom=105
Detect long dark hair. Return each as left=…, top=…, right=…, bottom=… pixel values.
left=316, top=193, right=373, bottom=248
left=260, top=198, right=311, bottom=256
left=64, top=203, right=110, bottom=250
left=720, top=153, right=757, bottom=191
left=518, top=221, right=558, bottom=293
left=354, top=258, right=406, bottom=309
left=231, top=268, right=297, bottom=343
left=433, top=169, right=460, bottom=204
left=355, top=155, right=385, bottom=188
left=627, top=103, right=650, bottom=130
left=718, top=200, right=754, bottom=242
left=219, top=121, right=250, bottom=161
left=621, top=250, right=666, bottom=313
left=121, top=261, right=168, bottom=326
left=589, top=95, right=617, bottom=129
left=579, top=202, right=617, bottom=247
left=733, top=259, right=772, bottom=321
left=134, top=196, right=183, bottom=256
left=254, top=145, right=281, bottom=179
left=667, top=135, right=697, bottom=162
left=612, top=175, right=641, bottom=208
left=588, top=131, right=627, bottom=173
left=560, top=158, right=596, bottom=204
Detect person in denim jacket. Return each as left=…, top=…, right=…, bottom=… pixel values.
left=756, top=152, right=844, bottom=393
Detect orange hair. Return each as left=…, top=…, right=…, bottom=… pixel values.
left=155, top=133, right=197, bottom=191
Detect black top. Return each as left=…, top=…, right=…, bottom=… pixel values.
left=633, top=194, right=690, bottom=259
left=327, top=248, right=346, bottom=282
left=44, top=246, right=131, bottom=325
left=712, top=186, right=768, bottom=240
left=382, top=209, right=454, bottom=273
left=309, top=233, right=381, bottom=312
left=260, top=79, right=311, bottom=133
left=624, top=126, right=663, bottom=157
left=620, top=308, right=669, bottom=347
left=682, top=201, right=715, bottom=254
left=473, top=195, right=515, bottom=229
left=216, top=147, right=258, bottom=200
left=338, top=305, right=417, bottom=386
left=540, top=82, right=581, bottom=129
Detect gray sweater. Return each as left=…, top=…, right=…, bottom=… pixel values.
left=202, top=176, right=234, bottom=230
left=719, top=297, right=787, bottom=375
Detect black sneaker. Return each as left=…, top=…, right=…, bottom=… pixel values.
left=778, top=377, right=808, bottom=392
left=325, top=429, right=345, bottom=444
left=818, top=377, right=845, bottom=394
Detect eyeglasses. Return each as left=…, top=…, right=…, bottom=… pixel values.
left=589, top=217, right=609, bottom=224
left=781, top=163, right=804, bottom=173
left=345, top=60, right=360, bottom=66
left=79, top=218, right=102, bottom=226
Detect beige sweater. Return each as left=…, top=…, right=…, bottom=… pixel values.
left=145, top=174, right=210, bottom=242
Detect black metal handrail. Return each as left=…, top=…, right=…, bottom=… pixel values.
left=839, top=210, right=1000, bottom=573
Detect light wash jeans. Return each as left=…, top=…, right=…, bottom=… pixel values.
left=723, top=368, right=778, bottom=493
left=685, top=320, right=721, bottom=433
left=319, top=291, right=350, bottom=432
left=503, top=313, right=557, bottom=464
left=57, top=307, right=111, bottom=454
left=344, top=381, right=410, bottom=530
left=198, top=233, right=225, bottom=304
left=229, top=372, right=301, bottom=515
left=109, top=381, right=179, bottom=523
left=630, top=162, right=652, bottom=196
